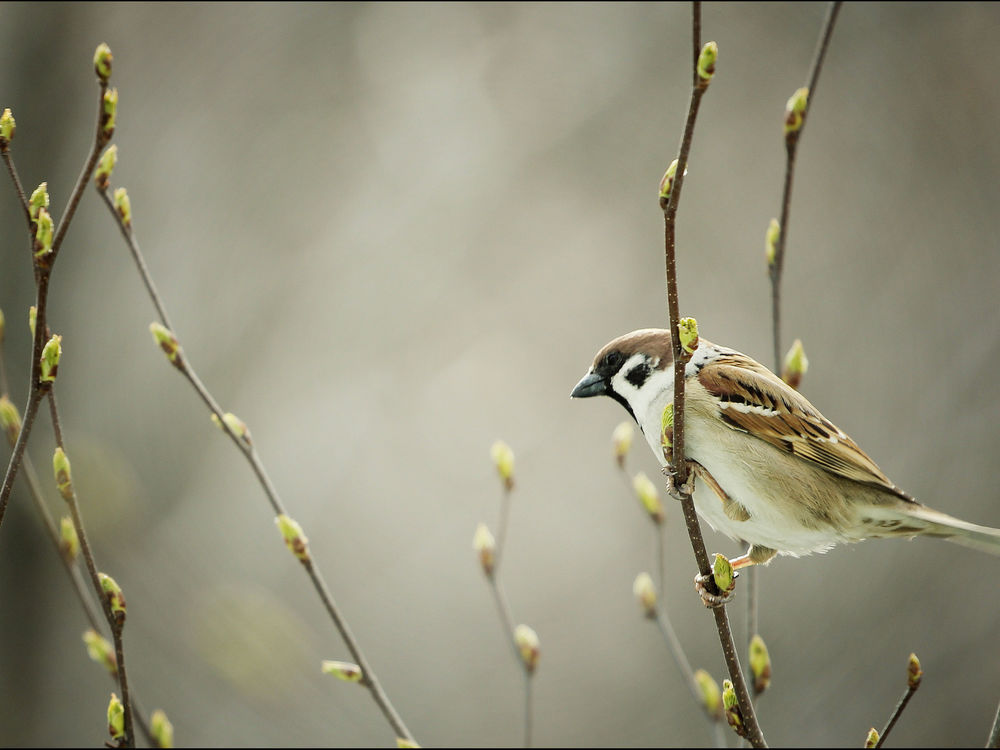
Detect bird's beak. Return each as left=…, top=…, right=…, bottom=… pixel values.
left=570, top=370, right=606, bottom=398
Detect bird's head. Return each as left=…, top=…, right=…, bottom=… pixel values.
left=570, top=328, right=675, bottom=424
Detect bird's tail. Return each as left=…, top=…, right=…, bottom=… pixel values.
left=867, top=503, right=1000, bottom=556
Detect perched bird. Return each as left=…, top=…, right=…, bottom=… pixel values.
left=572, top=328, right=1000, bottom=571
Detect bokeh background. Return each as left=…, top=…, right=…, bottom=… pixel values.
left=1, top=2, right=999, bottom=747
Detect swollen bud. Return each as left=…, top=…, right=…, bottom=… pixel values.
left=107, top=692, right=125, bottom=741
left=321, top=660, right=364, bottom=682
left=95, top=145, right=117, bottom=190
left=60, top=516, right=80, bottom=562
left=40, top=334, right=62, bottom=383
left=632, top=472, right=665, bottom=524
left=712, top=553, right=734, bottom=594
left=678, top=317, right=699, bottom=355
left=396, top=740, right=420, bottom=749
left=658, top=159, right=687, bottom=202
left=722, top=679, right=745, bottom=737
left=99, top=572, right=127, bottom=622
left=29, top=182, right=49, bottom=221
left=149, top=322, right=182, bottom=367
left=102, top=88, right=118, bottom=141
left=632, top=572, right=657, bottom=617
left=34, top=208, right=54, bottom=259
left=150, top=709, right=174, bottom=749
left=53, top=447, right=73, bottom=500
left=694, top=669, right=723, bottom=720
left=82, top=629, right=117, bottom=674
left=94, top=43, right=113, bottom=82
left=113, top=186, right=131, bottom=228
left=0, top=108, right=14, bottom=150
left=660, top=403, right=673, bottom=461
left=490, top=440, right=515, bottom=491
left=472, top=522, right=496, bottom=576
left=907, top=652, right=922, bottom=690
left=765, top=218, right=780, bottom=267
left=784, top=87, right=809, bottom=136
left=0, top=395, right=21, bottom=445
left=612, top=421, right=634, bottom=469
left=275, top=514, right=311, bottom=563
left=749, top=634, right=772, bottom=695
left=697, top=41, right=718, bottom=86
left=28, top=306, right=36, bottom=339
left=864, top=728, right=879, bottom=748
left=210, top=412, right=252, bottom=446
left=781, top=339, right=809, bottom=390
left=514, top=624, right=540, bottom=674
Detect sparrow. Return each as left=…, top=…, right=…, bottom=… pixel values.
left=571, top=328, right=1000, bottom=571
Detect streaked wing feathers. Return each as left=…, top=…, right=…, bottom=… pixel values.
left=697, top=353, right=904, bottom=496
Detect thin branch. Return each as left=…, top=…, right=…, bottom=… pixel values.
left=987, top=698, right=1000, bottom=748
left=99, top=185, right=416, bottom=745
left=874, top=683, right=918, bottom=748
left=769, top=0, right=842, bottom=368
left=658, top=4, right=766, bottom=746
left=1, top=150, right=30, bottom=225
left=48, top=387, right=136, bottom=748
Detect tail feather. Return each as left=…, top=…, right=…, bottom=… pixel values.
left=871, top=504, right=1000, bottom=556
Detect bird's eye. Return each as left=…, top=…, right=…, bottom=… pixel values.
left=604, top=351, right=625, bottom=370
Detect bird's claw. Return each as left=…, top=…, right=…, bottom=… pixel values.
left=662, top=466, right=696, bottom=500
left=694, top=571, right=737, bottom=608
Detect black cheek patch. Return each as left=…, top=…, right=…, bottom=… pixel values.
left=625, top=364, right=650, bottom=388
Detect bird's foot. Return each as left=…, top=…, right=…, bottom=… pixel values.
left=694, top=569, right=737, bottom=608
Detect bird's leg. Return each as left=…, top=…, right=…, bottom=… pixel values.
left=691, top=462, right=750, bottom=522
left=693, top=545, right=776, bottom=608
left=661, top=462, right=696, bottom=499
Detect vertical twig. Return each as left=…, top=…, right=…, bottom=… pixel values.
left=987, top=698, right=1000, bottom=749
left=659, top=3, right=766, bottom=746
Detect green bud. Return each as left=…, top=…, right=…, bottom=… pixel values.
left=712, top=553, right=734, bottom=594
left=694, top=669, right=723, bottom=720
left=781, top=338, right=809, bottom=390
left=0, top=306, right=5, bottom=344
left=210, top=411, right=252, bottom=445
left=678, top=316, right=699, bottom=354
left=99, top=572, right=127, bottom=622
left=150, top=709, right=174, bottom=749
left=765, top=218, right=780, bottom=267
left=660, top=403, right=673, bottom=460
left=864, top=728, right=879, bottom=748
left=321, top=660, right=364, bottom=682
left=149, top=322, right=182, bottom=366
left=60, top=516, right=80, bottom=561
left=490, top=439, right=515, bottom=491
left=52, top=446, right=73, bottom=500
left=34, top=207, right=54, bottom=259
left=0, top=395, right=21, bottom=445
left=40, top=334, right=62, bottom=383
left=29, top=182, right=49, bottom=221
left=94, top=43, right=113, bottom=82
left=632, top=472, right=664, bottom=524
left=102, top=87, right=118, bottom=140
left=396, top=740, right=420, bottom=749
left=722, top=679, right=744, bottom=736
left=749, top=634, right=772, bottom=694
left=612, top=420, right=634, bottom=469
left=113, top=186, right=131, bottom=228
left=82, top=629, right=117, bottom=674
left=275, top=514, right=311, bottom=563
left=473, top=522, right=496, bottom=576
left=514, top=624, right=540, bottom=674
left=107, top=692, right=125, bottom=740
left=697, top=41, right=718, bottom=85
left=0, top=108, right=14, bottom=149
left=632, top=571, right=657, bottom=617
left=95, top=145, right=117, bottom=190
left=784, top=87, right=809, bottom=136
left=907, top=652, right=922, bottom=690
left=28, top=306, right=36, bottom=339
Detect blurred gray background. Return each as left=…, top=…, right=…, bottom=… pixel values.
left=1, top=2, right=998, bottom=747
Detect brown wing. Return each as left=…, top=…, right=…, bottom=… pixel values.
left=696, top=352, right=909, bottom=498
